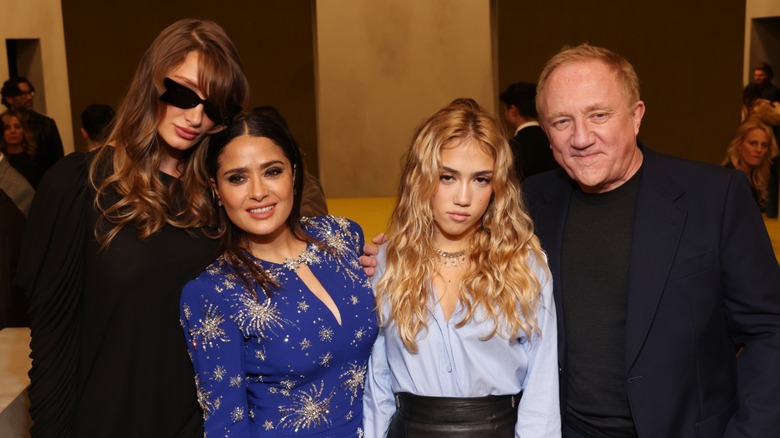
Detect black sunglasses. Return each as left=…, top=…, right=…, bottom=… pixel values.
left=159, top=78, right=241, bottom=125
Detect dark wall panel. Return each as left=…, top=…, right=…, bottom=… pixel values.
left=497, top=0, right=746, bottom=165
left=62, top=1, right=319, bottom=176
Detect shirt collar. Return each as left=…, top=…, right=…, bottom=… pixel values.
left=515, top=120, right=540, bottom=135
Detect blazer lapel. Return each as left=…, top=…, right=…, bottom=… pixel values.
left=529, top=172, right=574, bottom=362
left=625, top=149, right=686, bottom=370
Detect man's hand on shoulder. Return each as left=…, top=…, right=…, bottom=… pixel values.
left=360, top=233, right=387, bottom=277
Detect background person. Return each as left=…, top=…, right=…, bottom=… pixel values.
left=1, top=109, right=39, bottom=187
left=751, top=61, right=780, bottom=103
left=80, top=103, right=116, bottom=151
left=14, top=19, right=248, bottom=437
left=363, top=99, right=560, bottom=437
left=181, top=113, right=376, bottom=436
left=499, top=81, right=557, bottom=182
left=1, top=77, right=64, bottom=177
left=722, top=119, right=778, bottom=210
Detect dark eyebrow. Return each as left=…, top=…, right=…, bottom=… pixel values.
left=222, top=160, right=285, bottom=175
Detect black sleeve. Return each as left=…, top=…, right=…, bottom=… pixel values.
left=14, top=152, right=90, bottom=437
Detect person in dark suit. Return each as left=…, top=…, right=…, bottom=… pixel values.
left=524, top=43, right=780, bottom=437
left=2, top=77, right=64, bottom=178
left=751, top=62, right=780, bottom=103
left=499, top=81, right=558, bottom=182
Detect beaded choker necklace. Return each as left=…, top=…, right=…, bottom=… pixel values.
left=436, top=248, right=468, bottom=268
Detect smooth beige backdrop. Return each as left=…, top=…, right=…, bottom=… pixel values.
left=315, top=0, right=496, bottom=197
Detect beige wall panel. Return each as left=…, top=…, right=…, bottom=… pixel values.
left=745, top=0, right=780, bottom=83
left=316, top=0, right=495, bottom=198
left=0, top=0, right=73, bottom=154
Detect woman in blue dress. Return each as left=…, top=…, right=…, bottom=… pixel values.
left=180, top=113, right=377, bottom=436
left=363, top=99, right=560, bottom=437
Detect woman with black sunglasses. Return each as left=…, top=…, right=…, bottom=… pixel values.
left=15, top=19, right=248, bottom=437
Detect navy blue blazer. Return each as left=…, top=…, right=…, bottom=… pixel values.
left=523, top=145, right=780, bottom=437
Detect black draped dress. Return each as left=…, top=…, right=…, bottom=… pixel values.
left=15, top=151, right=218, bottom=437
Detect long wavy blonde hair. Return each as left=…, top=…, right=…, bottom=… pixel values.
left=376, top=99, right=548, bottom=353
left=88, top=19, right=249, bottom=249
left=722, top=118, right=778, bottom=207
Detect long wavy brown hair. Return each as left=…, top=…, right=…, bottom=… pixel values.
left=376, top=99, right=549, bottom=353
left=1, top=110, right=37, bottom=157
left=88, top=19, right=249, bottom=249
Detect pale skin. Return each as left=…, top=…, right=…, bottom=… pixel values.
left=430, top=141, right=494, bottom=319
left=2, top=115, right=25, bottom=154
left=156, top=51, right=217, bottom=177
left=538, top=59, right=645, bottom=194
left=737, top=128, right=770, bottom=172
left=212, top=135, right=342, bottom=324
left=363, top=141, right=494, bottom=320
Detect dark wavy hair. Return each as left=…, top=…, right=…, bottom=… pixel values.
left=201, top=113, right=315, bottom=298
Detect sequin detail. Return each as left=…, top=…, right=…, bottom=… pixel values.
left=181, top=216, right=378, bottom=436
left=278, top=382, right=335, bottom=431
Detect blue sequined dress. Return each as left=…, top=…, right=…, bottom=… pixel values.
left=180, top=216, right=378, bottom=437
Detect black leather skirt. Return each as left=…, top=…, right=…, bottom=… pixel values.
left=387, top=392, right=521, bottom=438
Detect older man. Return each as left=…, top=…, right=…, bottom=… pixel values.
left=523, top=44, right=780, bottom=437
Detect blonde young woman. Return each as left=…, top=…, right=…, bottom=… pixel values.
left=722, top=118, right=779, bottom=209
left=363, top=99, right=560, bottom=437
left=15, top=19, right=248, bottom=437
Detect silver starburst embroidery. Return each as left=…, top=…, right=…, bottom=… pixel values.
left=358, top=426, right=364, bottom=438
left=231, top=407, right=244, bottom=422
left=223, top=279, right=236, bottom=290
left=282, top=246, right=323, bottom=271
left=213, top=365, right=226, bottom=382
left=281, top=379, right=296, bottom=390
left=255, top=348, right=267, bottom=361
left=263, top=420, right=274, bottom=431
left=298, top=301, right=310, bottom=312
left=319, top=326, right=334, bottom=342
left=345, top=410, right=354, bottom=420
left=190, top=304, right=229, bottom=351
left=340, top=363, right=367, bottom=403
left=278, top=382, right=334, bottom=431
left=322, top=232, right=349, bottom=254
left=350, top=295, right=359, bottom=305
left=234, top=293, right=290, bottom=337
left=182, top=304, right=192, bottom=320
left=196, top=385, right=215, bottom=418
left=229, top=375, right=243, bottom=388
left=300, top=338, right=311, bottom=350
left=354, top=327, right=367, bottom=343
left=320, top=352, right=333, bottom=367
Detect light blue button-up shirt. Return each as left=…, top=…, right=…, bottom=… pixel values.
left=363, top=245, right=561, bottom=437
